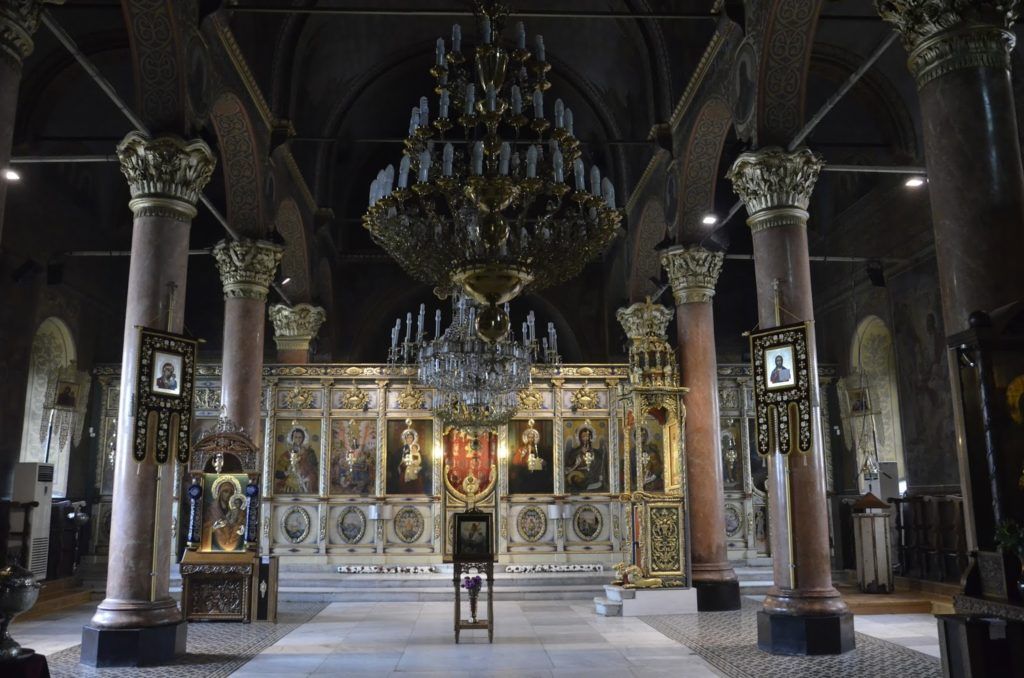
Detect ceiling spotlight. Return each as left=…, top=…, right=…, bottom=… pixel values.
left=281, top=277, right=292, bottom=285
left=701, top=213, right=718, bottom=225
left=904, top=176, right=926, bottom=188
left=3, top=169, right=20, bottom=182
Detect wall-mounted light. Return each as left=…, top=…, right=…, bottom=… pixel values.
left=701, top=213, right=718, bottom=225
left=281, top=277, right=292, bottom=285
left=3, top=169, right=20, bottom=182
left=904, top=176, right=926, bottom=188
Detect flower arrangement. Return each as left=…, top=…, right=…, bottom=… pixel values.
left=461, top=575, right=482, bottom=593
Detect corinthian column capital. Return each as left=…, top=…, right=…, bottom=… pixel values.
left=726, top=147, right=822, bottom=233
left=116, top=132, right=216, bottom=220
left=0, top=0, right=62, bottom=67
left=269, top=303, right=326, bottom=350
left=661, top=245, right=724, bottom=305
left=876, top=0, right=1017, bottom=86
left=213, top=238, right=283, bottom=300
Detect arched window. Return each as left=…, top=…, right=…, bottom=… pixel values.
left=844, top=315, right=907, bottom=494
left=19, top=317, right=79, bottom=498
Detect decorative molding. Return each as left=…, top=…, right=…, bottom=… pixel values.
left=661, top=245, right=724, bottom=305
left=726, top=147, right=822, bottom=232
left=395, top=385, right=425, bottom=410
left=269, top=303, right=326, bottom=351
left=213, top=238, right=284, bottom=300
left=616, top=300, right=674, bottom=341
left=116, top=132, right=216, bottom=220
left=0, top=0, right=61, bottom=66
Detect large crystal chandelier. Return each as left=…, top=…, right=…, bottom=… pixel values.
left=364, top=1, right=622, bottom=342
left=389, top=295, right=560, bottom=430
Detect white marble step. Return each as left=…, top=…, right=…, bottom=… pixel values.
left=603, top=584, right=635, bottom=602
left=593, top=596, right=622, bottom=616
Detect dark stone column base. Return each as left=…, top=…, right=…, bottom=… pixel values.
left=80, top=622, right=187, bottom=667
left=695, top=580, right=741, bottom=611
left=757, top=610, right=855, bottom=655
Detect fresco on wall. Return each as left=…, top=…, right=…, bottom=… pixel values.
left=889, top=260, right=958, bottom=490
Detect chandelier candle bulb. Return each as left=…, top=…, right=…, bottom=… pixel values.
left=482, top=16, right=492, bottom=44
left=409, top=107, right=420, bottom=135
left=554, top=98, right=565, bottom=128
left=565, top=108, right=573, bottom=135
left=511, top=85, right=522, bottom=114
left=472, top=142, right=484, bottom=175
left=440, top=90, right=450, bottom=118
left=443, top=143, right=454, bottom=176
left=526, top=145, right=538, bottom=178
left=590, top=166, right=601, bottom=196
left=465, top=84, right=475, bottom=115
left=602, top=178, right=615, bottom=209
left=553, top=148, right=564, bottom=182
left=405, top=312, right=413, bottom=342
left=452, top=23, right=461, bottom=53
left=417, top=304, right=426, bottom=339
left=436, top=37, right=445, bottom=67
left=499, top=143, right=511, bottom=175
left=398, top=155, right=410, bottom=188
left=574, top=158, right=585, bottom=191
left=516, top=21, right=526, bottom=50
left=419, top=96, right=429, bottom=126
left=535, top=34, right=545, bottom=61
left=435, top=309, right=442, bottom=338
left=486, top=84, right=497, bottom=112
left=418, top=151, right=432, bottom=182
left=533, top=88, right=543, bottom=118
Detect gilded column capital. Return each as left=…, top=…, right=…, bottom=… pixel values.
left=876, top=0, right=1018, bottom=87
left=726, top=147, right=822, bottom=233
left=213, top=238, right=284, bottom=300
left=661, top=245, right=725, bottom=305
left=0, top=0, right=62, bottom=67
left=116, top=132, right=216, bottom=220
left=269, top=303, right=326, bottom=350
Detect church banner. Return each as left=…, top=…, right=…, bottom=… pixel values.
left=133, top=327, right=198, bottom=464
left=749, top=322, right=813, bottom=456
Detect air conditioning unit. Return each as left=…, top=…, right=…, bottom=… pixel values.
left=12, top=462, right=54, bottom=579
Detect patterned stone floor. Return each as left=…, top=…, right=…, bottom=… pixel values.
left=12, top=597, right=943, bottom=677
left=642, top=600, right=942, bottom=678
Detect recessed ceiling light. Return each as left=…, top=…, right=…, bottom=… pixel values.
left=3, top=169, right=20, bottom=182
left=904, top=176, right=925, bottom=188
left=281, top=277, right=292, bottom=285
left=701, top=213, right=718, bottom=225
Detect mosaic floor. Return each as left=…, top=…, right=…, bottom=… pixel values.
left=642, top=600, right=942, bottom=678
left=12, top=598, right=943, bottom=677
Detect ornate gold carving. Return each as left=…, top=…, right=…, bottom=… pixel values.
left=281, top=385, right=315, bottom=410
left=396, top=385, right=425, bottom=410
left=877, top=1, right=1017, bottom=87
left=570, top=386, right=600, bottom=411
left=617, top=299, right=674, bottom=341
left=213, top=238, right=284, bottom=300
left=614, top=562, right=663, bottom=588
left=0, top=1, right=63, bottom=66
left=726, top=147, right=822, bottom=225
left=194, top=387, right=221, bottom=410
left=661, top=245, right=724, bottom=305
left=648, top=505, right=682, bottom=573
left=517, top=388, right=544, bottom=410
left=338, top=386, right=370, bottom=410
left=269, top=304, right=326, bottom=351
left=116, top=132, right=216, bottom=220
left=616, top=300, right=678, bottom=387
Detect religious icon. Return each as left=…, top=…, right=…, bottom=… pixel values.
left=444, top=428, right=497, bottom=502
left=273, top=420, right=320, bottom=495
left=151, top=351, right=183, bottom=396
left=721, top=418, right=742, bottom=490
left=516, top=505, right=547, bottom=543
left=453, top=512, right=493, bottom=559
left=572, top=504, right=602, bottom=542
left=638, top=415, right=665, bottom=492
left=386, top=419, right=433, bottom=495
left=336, top=506, right=367, bottom=544
left=330, top=419, right=377, bottom=495
left=54, top=380, right=79, bottom=410
left=563, top=419, right=608, bottom=493
left=847, top=387, right=871, bottom=416
left=764, top=345, right=795, bottom=390
left=509, top=419, right=554, bottom=495
left=200, top=473, right=249, bottom=553
left=393, top=506, right=425, bottom=543
left=282, top=506, right=311, bottom=543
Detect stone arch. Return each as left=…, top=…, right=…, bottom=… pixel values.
left=844, top=315, right=906, bottom=487
left=676, top=97, right=733, bottom=242
left=628, top=199, right=667, bottom=303
left=122, top=0, right=190, bottom=132
left=276, top=199, right=311, bottom=302
left=210, top=91, right=266, bottom=236
left=19, top=317, right=76, bottom=497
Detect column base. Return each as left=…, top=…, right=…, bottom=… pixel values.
left=80, top=622, right=187, bottom=667
left=756, top=610, right=855, bottom=655
left=695, top=579, right=741, bottom=611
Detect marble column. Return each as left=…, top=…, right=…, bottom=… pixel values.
left=661, top=245, right=740, bottom=611
left=877, top=1, right=1024, bottom=335
left=268, top=303, right=326, bottom=364
left=727, top=147, right=854, bottom=655
left=84, top=132, right=214, bottom=664
left=0, top=1, right=59, bottom=241
left=213, top=238, right=282, bottom=439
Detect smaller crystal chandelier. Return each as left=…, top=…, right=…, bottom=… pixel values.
left=389, top=295, right=560, bottom=430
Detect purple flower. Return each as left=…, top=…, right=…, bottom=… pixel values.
left=461, top=575, right=482, bottom=592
